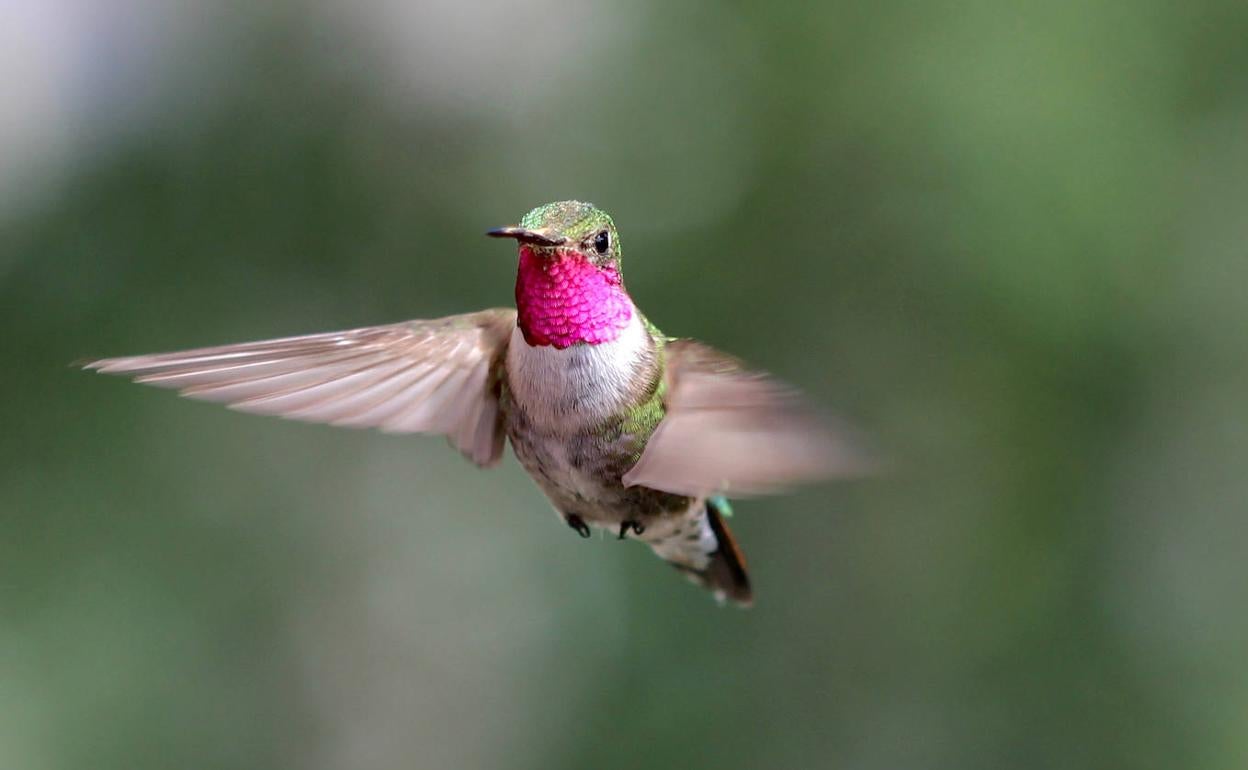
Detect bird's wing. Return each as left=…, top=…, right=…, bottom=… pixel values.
left=621, top=340, right=868, bottom=497
left=84, top=309, right=517, bottom=467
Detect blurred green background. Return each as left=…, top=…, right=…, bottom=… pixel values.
left=4, top=1, right=1248, bottom=768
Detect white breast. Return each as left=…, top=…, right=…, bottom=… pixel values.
left=505, top=308, right=650, bottom=432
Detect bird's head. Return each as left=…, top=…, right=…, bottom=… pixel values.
left=488, top=200, right=622, bottom=270
left=488, top=201, right=632, bottom=348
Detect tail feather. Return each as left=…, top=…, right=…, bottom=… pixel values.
left=644, top=497, right=752, bottom=606
left=702, top=499, right=752, bottom=606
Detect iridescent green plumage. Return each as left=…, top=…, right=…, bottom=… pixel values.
left=518, top=200, right=621, bottom=264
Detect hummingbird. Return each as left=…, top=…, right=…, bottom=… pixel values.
left=85, top=201, right=862, bottom=605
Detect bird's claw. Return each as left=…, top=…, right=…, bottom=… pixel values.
left=565, top=514, right=591, bottom=539
left=617, top=520, right=645, bottom=540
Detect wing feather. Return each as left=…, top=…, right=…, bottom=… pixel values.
left=622, top=340, right=869, bottom=497
left=184, top=353, right=398, bottom=405
left=330, top=364, right=441, bottom=427
left=383, top=366, right=474, bottom=434
left=84, top=310, right=517, bottom=467
left=227, top=358, right=414, bottom=416
left=296, top=360, right=434, bottom=425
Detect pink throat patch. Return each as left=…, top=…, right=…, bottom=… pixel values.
left=514, top=246, right=633, bottom=349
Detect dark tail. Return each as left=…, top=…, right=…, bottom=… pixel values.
left=702, top=498, right=753, bottom=606
left=645, top=497, right=753, bottom=606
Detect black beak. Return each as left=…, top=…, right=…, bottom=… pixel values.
left=486, top=227, right=568, bottom=247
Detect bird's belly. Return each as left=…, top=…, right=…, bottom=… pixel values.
left=502, top=320, right=646, bottom=431
left=503, top=318, right=688, bottom=528
left=509, top=430, right=606, bottom=511
left=506, top=416, right=688, bottom=529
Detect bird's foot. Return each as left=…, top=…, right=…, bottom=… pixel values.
left=617, top=520, right=645, bottom=540
left=565, top=514, right=591, bottom=539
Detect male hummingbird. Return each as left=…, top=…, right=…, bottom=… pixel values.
left=85, top=201, right=861, bottom=605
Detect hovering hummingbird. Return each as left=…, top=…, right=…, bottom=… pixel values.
left=85, top=201, right=863, bottom=605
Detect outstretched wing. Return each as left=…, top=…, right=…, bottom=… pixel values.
left=622, top=340, right=868, bottom=497
left=84, top=309, right=517, bottom=467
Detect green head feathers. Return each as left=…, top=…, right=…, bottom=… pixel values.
left=519, top=201, right=621, bottom=266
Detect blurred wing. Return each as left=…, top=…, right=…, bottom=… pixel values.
left=621, top=340, right=868, bottom=497
left=85, top=309, right=517, bottom=467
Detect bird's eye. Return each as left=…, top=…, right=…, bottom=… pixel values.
left=593, top=230, right=610, bottom=255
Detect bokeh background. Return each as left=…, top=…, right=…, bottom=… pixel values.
left=4, top=1, right=1248, bottom=768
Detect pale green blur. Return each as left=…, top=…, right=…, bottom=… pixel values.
left=3, top=2, right=1248, bottom=769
